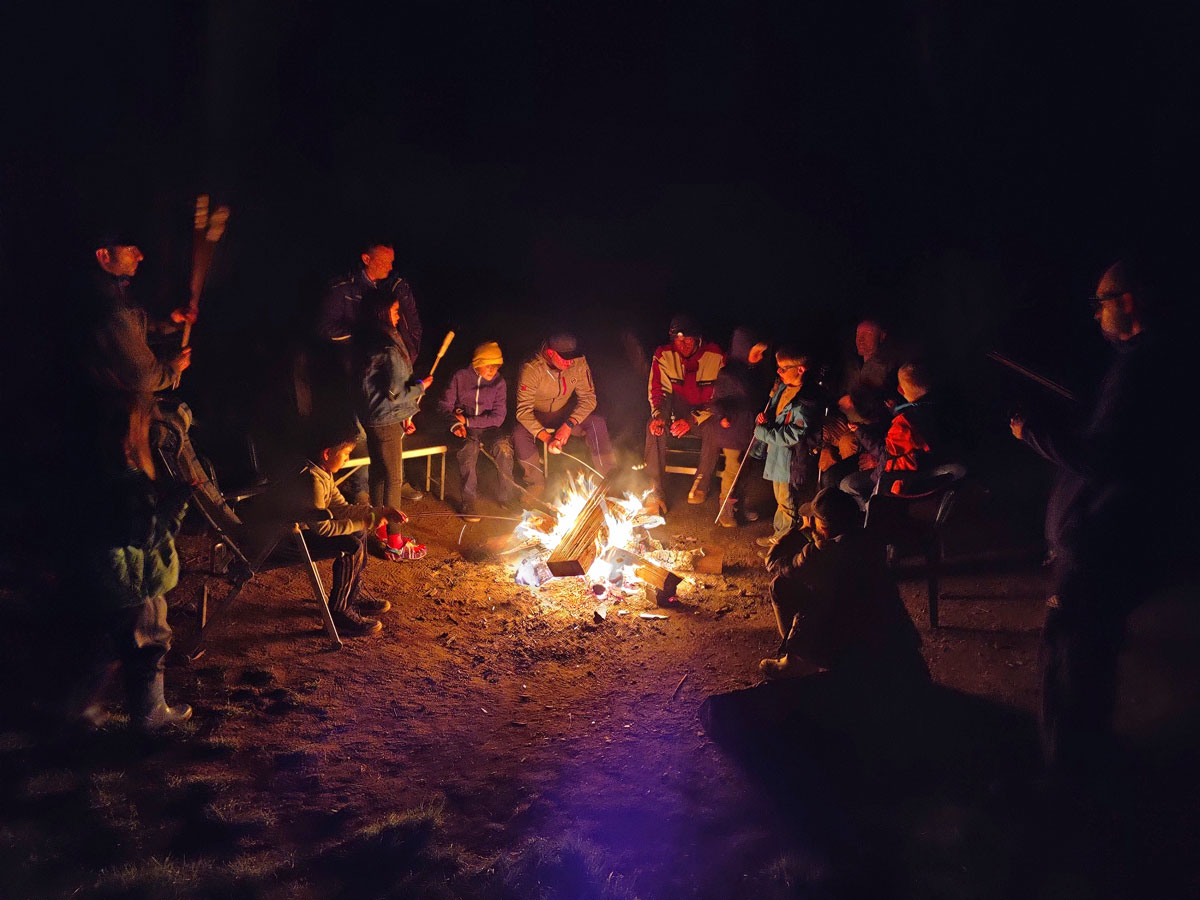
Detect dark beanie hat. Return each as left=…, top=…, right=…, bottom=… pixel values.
left=809, top=487, right=862, bottom=534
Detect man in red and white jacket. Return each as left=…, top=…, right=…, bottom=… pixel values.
left=643, top=314, right=726, bottom=513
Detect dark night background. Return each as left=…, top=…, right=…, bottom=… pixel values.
left=2, top=0, right=1197, bottom=465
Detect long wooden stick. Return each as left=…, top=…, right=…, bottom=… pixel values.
left=986, top=351, right=1077, bottom=402
left=428, top=330, right=455, bottom=378
left=183, top=197, right=230, bottom=347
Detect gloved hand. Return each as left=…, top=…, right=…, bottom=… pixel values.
left=648, top=416, right=666, bottom=436
left=669, top=418, right=691, bottom=438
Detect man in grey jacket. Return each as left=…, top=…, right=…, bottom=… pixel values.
left=514, top=333, right=615, bottom=496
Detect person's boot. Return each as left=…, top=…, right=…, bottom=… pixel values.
left=460, top=500, right=481, bottom=523
left=332, top=606, right=383, bottom=636
left=717, top=496, right=738, bottom=528
left=687, top=476, right=707, bottom=505
left=133, top=670, right=193, bottom=732
left=400, top=483, right=424, bottom=502
left=385, top=532, right=428, bottom=561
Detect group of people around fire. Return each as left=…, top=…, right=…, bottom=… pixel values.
left=67, top=221, right=1189, bottom=788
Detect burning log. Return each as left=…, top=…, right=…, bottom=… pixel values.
left=600, top=547, right=682, bottom=598
left=545, top=473, right=620, bottom=577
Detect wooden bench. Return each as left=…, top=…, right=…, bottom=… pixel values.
left=339, top=444, right=449, bottom=501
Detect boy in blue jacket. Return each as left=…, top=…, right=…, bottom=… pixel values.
left=438, top=341, right=515, bottom=522
left=753, top=347, right=821, bottom=548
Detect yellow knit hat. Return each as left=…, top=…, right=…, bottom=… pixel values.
left=472, top=341, right=503, bottom=369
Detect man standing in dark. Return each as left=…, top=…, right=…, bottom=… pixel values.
left=67, top=232, right=197, bottom=730
left=318, top=240, right=422, bottom=360
left=316, top=240, right=424, bottom=502
left=1011, top=260, right=1194, bottom=780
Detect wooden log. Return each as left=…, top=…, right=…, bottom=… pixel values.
left=600, top=547, right=683, bottom=598
left=545, top=476, right=614, bottom=577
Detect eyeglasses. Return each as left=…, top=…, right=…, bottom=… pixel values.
left=777, top=363, right=804, bottom=372
left=1088, top=291, right=1122, bottom=310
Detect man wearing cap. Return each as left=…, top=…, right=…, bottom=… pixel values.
left=514, top=333, right=614, bottom=497
left=761, top=487, right=925, bottom=681
left=438, top=341, right=514, bottom=521
left=643, top=314, right=726, bottom=513
left=87, top=235, right=194, bottom=398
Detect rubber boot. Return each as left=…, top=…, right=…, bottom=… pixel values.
left=131, top=669, right=192, bottom=731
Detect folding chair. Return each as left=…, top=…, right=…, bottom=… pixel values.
left=151, top=402, right=344, bottom=657
left=864, top=463, right=967, bottom=629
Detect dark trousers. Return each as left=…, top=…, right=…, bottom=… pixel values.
left=513, top=414, right=614, bottom=494
left=642, top=401, right=722, bottom=495
left=457, top=427, right=514, bottom=504
left=364, top=421, right=406, bottom=536
left=303, top=531, right=367, bottom=614
left=72, top=595, right=173, bottom=719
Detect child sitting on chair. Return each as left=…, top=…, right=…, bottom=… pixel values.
left=263, top=424, right=410, bottom=637
left=840, top=361, right=943, bottom=509
left=438, top=341, right=515, bottom=523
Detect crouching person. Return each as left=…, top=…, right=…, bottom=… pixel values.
left=439, top=341, right=515, bottom=522
left=70, top=397, right=193, bottom=731
left=761, top=487, right=926, bottom=683
left=257, top=425, right=407, bottom=637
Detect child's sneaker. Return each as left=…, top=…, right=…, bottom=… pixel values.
left=384, top=534, right=427, bottom=561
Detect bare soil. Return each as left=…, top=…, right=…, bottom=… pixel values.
left=0, top=453, right=1130, bottom=899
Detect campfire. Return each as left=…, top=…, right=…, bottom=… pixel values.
left=509, top=471, right=688, bottom=602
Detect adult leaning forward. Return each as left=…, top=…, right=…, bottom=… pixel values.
left=514, top=333, right=615, bottom=497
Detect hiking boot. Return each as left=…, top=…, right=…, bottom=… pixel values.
left=333, top=607, right=382, bottom=636
left=717, top=497, right=738, bottom=528
left=742, top=507, right=761, bottom=522
left=356, top=594, right=392, bottom=615
left=758, top=655, right=801, bottom=680
left=687, top=477, right=707, bottom=505
left=755, top=535, right=778, bottom=548
left=460, top=502, right=481, bottom=523
left=401, top=483, right=424, bottom=502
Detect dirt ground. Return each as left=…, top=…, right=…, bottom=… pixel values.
left=2, top=442, right=1194, bottom=899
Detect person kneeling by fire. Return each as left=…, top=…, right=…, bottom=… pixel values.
left=249, top=424, right=407, bottom=637
left=760, top=487, right=927, bottom=683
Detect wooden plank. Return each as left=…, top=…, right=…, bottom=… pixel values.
left=546, top=473, right=620, bottom=577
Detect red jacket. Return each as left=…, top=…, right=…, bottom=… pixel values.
left=647, top=341, right=725, bottom=420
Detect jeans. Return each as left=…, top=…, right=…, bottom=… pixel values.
left=364, top=421, right=406, bottom=536
left=457, top=427, right=514, bottom=504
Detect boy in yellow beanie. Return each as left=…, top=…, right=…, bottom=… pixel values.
left=438, top=342, right=514, bottom=521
